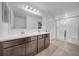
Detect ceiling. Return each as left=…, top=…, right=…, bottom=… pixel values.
left=28, top=2, right=79, bottom=17
left=8, top=2, right=79, bottom=17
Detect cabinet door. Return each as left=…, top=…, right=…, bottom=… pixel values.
left=0, top=42, right=3, bottom=56
left=26, top=40, right=37, bottom=56
left=3, top=44, right=25, bottom=56
left=38, top=38, right=44, bottom=52
left=45, top=38, right=50, bottom=48
left=26, top=36, right=37, bottom=56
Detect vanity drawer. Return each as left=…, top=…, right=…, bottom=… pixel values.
left=43, top=34, right=49, bottom=38
left=27, top=38, right=31, bottom=42
left=3, top=38, right=26, bottom=48
left=31, top=36, right=37, bottom=41
left=3, top=39, right=19, bottom=48
left=18, top=38, right=26, bottom=44
left=38, top=35, right=43, bottom=39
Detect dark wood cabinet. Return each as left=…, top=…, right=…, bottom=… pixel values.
left=38, top=35, right=44, bottom=52
left=0, top=33, right=50, bottom=56
left=3, top=44, right=25, bottom=56
left=3, top=38, right=26, bottom=49
left=3, top=39, right=19, bottom=49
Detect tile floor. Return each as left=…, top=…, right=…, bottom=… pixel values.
left=36, top=39, right=79, bottom=56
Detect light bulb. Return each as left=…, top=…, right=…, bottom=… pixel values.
left=33, top=9, right=36, bottom=11
left=30, top=7, right=32, bottom=10
left=25, top=5, right=29, bottom=9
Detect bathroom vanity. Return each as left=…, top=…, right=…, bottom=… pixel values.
left=0, top=32, right=50, bottom=56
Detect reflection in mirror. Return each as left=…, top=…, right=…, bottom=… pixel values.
left=12, top=9, right=27, bottom=29
left=6, top=2, right=43, bottom=35
left=27, top=15, right=42, bottom=30
left=2, top=2, right=9, bottom=23
left=38, top=21, right=42, bottom=29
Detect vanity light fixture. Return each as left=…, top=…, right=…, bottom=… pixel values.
left=21, top=4, right=40, bottom=15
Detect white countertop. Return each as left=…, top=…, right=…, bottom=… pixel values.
left=0, top=32, right=50, bottom=42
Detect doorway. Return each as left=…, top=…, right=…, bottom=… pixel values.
left=56, top=17, right=79, bottom=43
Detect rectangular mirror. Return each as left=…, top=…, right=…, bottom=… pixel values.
left=3, top=2, right=43, bottom=34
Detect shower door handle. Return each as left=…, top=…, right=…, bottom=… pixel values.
left=64, top=30, right=67, bottom=40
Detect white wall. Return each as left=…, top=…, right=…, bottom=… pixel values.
left=0, top=2, right=2, bottom=36
left=45, top=16, right=56, bottom=40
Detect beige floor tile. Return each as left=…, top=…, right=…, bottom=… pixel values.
left=36, top=39, right=79, bottom=56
